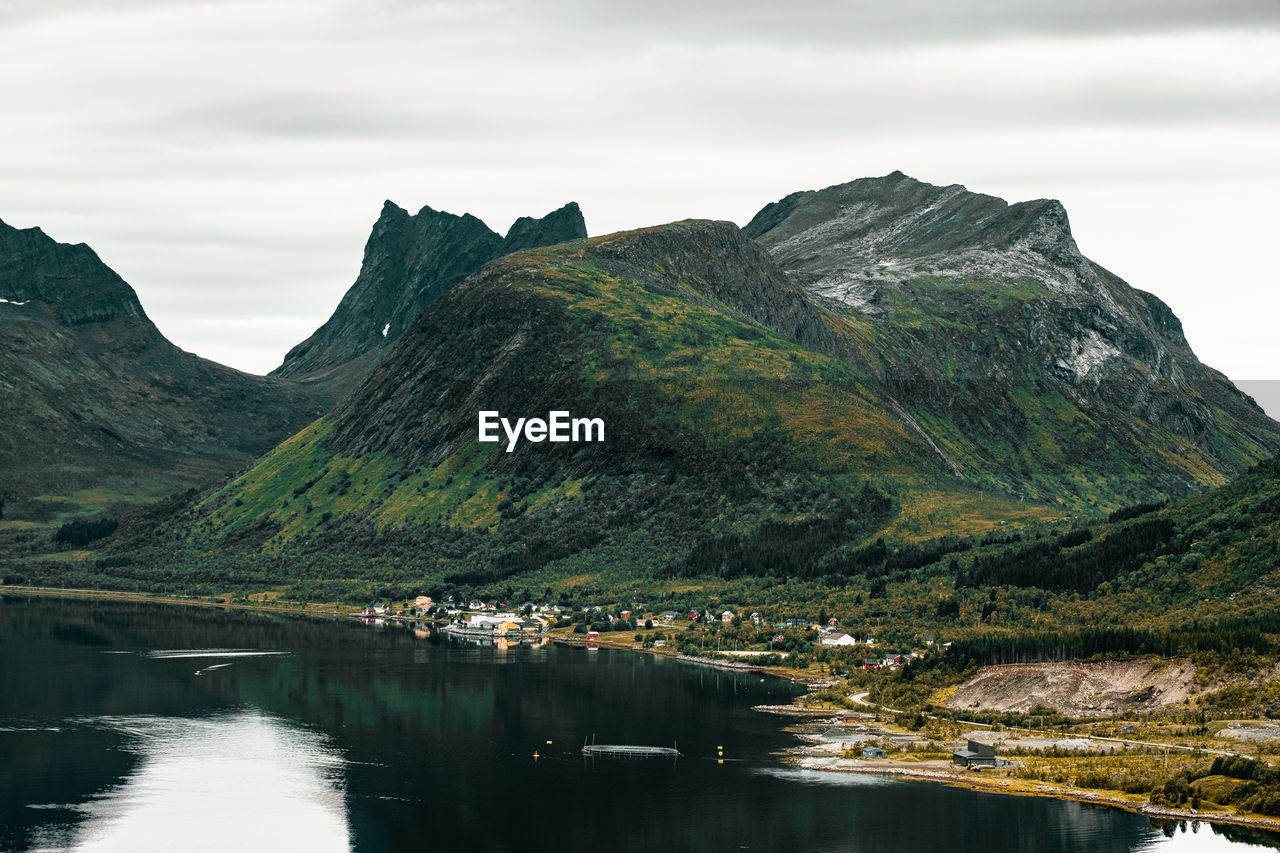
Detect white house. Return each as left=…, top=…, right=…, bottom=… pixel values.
left=820, top=630, right=857, bottom=647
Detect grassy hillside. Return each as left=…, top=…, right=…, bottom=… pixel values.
left=6, top=219, right=1277, bottom=629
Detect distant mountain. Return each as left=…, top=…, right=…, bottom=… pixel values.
left=0, top=218, right=328, bottom=523
left=271, top=200, right=586, bottom=396
left=116, top=179, right=1280, bottom=596
left=745, top=172, right=1280, bottom=503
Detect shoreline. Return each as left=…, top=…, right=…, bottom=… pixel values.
left=778, top=742, right=1280, bottom=835
left=0, top=584, right=352, bottom=618
left=8, top=583, right=1280, bottom=837
left=784, top=753, right=1280, bottom=835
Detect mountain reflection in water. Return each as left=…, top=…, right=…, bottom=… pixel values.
left=30, top=712, right=348, bottom=853
left=3, top=595, right=1280, bottom=853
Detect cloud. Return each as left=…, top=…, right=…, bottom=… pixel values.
left=520, top=0, right=1280, bottom=46
left=0, top=0, right=1277, bottom=376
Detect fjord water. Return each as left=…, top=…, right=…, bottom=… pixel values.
left=2, top=596, right=1276, bottom=853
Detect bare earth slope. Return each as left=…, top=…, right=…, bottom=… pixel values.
left=943, top=660, right=1197, bottom=716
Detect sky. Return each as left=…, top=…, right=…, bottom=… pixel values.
left=2, top=0, right=1278, bottom=379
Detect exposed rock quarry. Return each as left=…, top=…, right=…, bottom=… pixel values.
left=943, top=660, right=1197, bottom=717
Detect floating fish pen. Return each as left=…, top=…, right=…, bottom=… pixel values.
left=581, top=736, right=679, bottom=758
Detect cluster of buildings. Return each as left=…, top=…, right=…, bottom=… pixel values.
left=442, top=611, right=554, bottom=639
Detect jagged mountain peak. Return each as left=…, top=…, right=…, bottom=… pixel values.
left=744, top=174, right=1279, bottom=488
left=0, top=216, right=154, bottom=339
left=272, top=198, right=587, bottom=396
left=0, top=217, right=329, bottom=516
left=744, top=172, right=1101, bottom=316
left=745, top=172, right=1078, bottom=262
left=504, top=201, right=586, bottom=255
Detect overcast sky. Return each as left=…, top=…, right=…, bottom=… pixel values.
left=2, top=1, right=1277, bottom=379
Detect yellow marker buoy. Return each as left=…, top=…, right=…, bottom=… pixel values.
left=546, top=740, right=553, bottom=745
left=533, top=751, right=540, bottom=760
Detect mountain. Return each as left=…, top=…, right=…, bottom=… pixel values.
left=0, top=218, right=328, bottom=524
left=73, top=177, right=1278, bottom=601
left=745, top=171, right=1280, bottom=504
left=271, top=200, right=586, bottom=396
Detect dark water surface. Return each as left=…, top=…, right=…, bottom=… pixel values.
left=2, top=595, right=1278, bottom=853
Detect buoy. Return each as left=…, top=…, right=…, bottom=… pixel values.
left=533, top=751, right=540, bottom=760
left=546, top=740, right=553, bottom=745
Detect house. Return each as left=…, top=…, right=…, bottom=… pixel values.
left=952, top=740, right=997, bottom=769
left=861, top=658, right=879, bottom=670
left=862, top=747, right=886, bottom=759
left=750, top=612, right=762, bottom=625
left=661, top=611, right=682, bottom=622
left=820, top=631, right=856, bottom=647
left=413, top=595, right=433, bottom=608
left=827, top=617, right=839, bottom=627
left=721, top=610, right=735, bottom=623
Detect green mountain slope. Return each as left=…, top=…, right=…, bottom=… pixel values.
left=30, top=198, right=1275, bottom=602
left=0, top=218, right=329, bottom=529
left=177, top=222, right=978, bottom=580
left=745, top=172, right=1280, bottom=508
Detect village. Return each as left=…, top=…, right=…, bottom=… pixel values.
left=343, top=593, right=1280, bottom=832
left=351, top=595, right=932, bottom=671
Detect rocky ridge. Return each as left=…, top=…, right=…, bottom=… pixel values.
left=746, top=172, right=1280, bottom=499
left=272, top=200, right=586, bottom=396
left=0, top=218, right=328, bottom=518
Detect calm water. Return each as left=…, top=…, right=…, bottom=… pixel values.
left=2, top=595, right=1278, bottom=853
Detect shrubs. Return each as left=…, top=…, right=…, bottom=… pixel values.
left=52, top=517, right=118, bottom=547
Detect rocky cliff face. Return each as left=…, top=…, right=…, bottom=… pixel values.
left=0, top=218, right=328, bottom=517
left=325, top=219, right=861, bottom=471
left=272, top=200, right=586, bottom=397
left=746, top=172, right=1280, bottom=499
left=0, top=221, right=155, bottom=341
left=185, top=205, right=1280, bottom=585
left=501, top=201, right=586, bottom=255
